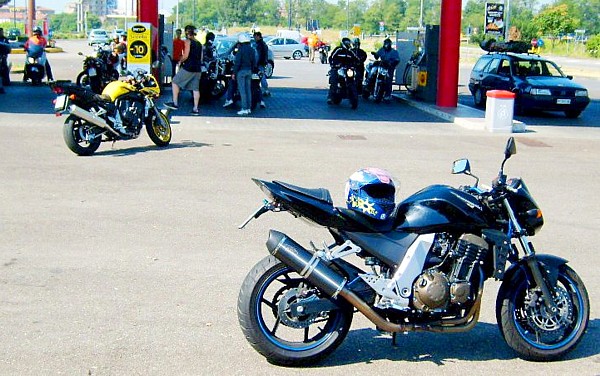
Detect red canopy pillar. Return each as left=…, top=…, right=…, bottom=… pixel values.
left=436, top=0, right=462, bottom=107
left=137, top=0, right=159, bottom=51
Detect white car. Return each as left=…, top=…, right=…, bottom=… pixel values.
left=265, top=37, right=306, bottom=60
left=88, top=29, right=110, bottom=46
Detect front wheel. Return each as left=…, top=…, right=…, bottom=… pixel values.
left=146, top=109, right=172, bottom=147
left=292, top=50, right=303, bottom=60
left=63, top=115, right=102, bottom=156
left=237, top=256, right=353, bottom=366
left=496, top=264, right=589, bottom=361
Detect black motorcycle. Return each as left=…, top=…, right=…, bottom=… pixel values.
left=23, top=45, right=46, bottom=85
left=237, top=137, right=589, bottom=366
left=76, top=48, right=119, bottom=94
left=362, top=57, right=391, bottom=103
left=318, top=43, right=330, bottom=64
left=52, top=71, right=171, bottom=156
left=200, top=57, right=229, bottom=102
left=328, top=64, right=359, bottom=109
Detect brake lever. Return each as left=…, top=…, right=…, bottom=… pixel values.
left=238, top=200, right=273, bottom=229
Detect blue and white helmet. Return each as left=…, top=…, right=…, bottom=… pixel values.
left=345, top=167, right=396, bottom=220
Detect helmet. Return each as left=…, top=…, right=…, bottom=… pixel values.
left=352, top=37, right=360, bottom=47
left=383, top=38, right=392, bottom=50
left=341, top=37, right=352, bottom=49
left=238, top=33, right=250, bottom=43
left=345, top=168, right=396, bottom=220
left=33, top=26, right=42, bottom=35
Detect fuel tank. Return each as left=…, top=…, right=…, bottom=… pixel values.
left=393, top=184, right=491, bottom=233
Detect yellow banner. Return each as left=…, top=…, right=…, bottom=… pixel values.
left=127, top=23, right=152, bottom=74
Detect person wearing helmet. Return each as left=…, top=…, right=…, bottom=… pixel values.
left=373, top=38, right=400, bottom=101
left=165, top=25, right=203, bottom=115
left=327, top=37, right=359, bottom=104
left=23, top=26, right=54, bottom=82
left=345, top=167, right=396, bottom=220
left=307, top=31, right=319, bottom=63
left=351, top=37, right=367, bottom=94
left=232, top=33, right=256, bottom=115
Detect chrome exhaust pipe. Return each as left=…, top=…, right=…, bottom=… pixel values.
left=267, top=230, right=483, bottom=333
left=69, top=104, right=120, bottom=137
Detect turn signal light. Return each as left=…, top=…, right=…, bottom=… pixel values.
left=69, top=94, right=76, bottom=100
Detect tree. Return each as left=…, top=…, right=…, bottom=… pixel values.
left=533, top=4, right=579, bottom=37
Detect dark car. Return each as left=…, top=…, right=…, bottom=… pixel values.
left=214, top=35, right=275, bottom=78
left=468, top=52, right=590, bottom=118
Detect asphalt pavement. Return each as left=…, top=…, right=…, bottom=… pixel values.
left=1, top=40, right=599, bottom=375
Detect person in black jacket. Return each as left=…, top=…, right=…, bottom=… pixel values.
left=233, top=33, right=256, bottom=115
left=327, top=37, right=359, bottom=104
left=351, top=37, right=367, bottom=95
left=253, top=31, right=270, bottom=102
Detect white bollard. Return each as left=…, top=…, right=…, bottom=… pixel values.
left=485, top=90, right=515, bottom=133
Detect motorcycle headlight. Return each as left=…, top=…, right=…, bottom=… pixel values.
left=337, top=68, right=346, bottom=77
left=347, top=69, right=354, bottom=78
left=28, top=57, right=35, bottom=64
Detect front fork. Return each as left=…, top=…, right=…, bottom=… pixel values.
left=503, top=198, right=558, bottom=313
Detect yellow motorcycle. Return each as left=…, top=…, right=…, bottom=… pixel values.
left=52, top=71, right=171, bottom=156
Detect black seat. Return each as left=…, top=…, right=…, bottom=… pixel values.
left=273, top=181, right=333, bottom=204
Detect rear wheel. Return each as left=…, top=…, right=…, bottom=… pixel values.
left=63, top=115, right=102, bottom=156
left=238, top=256, right=353, bottom=366
left=146, top=110, right=171, bottom=147
left=496, top=264, right=589, bottom=361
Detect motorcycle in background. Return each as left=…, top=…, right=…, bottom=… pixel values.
left=237, top=137, right=589, bottom=366
left=327, top=64, right=359, bottom=109
left=52, top=70, right=171, bottom=156
left=317, top=42, right=330, bottom=65
left=200, top=57, right=229, bottom=102
left=362, top=57, right=391, bottom=103
left=23, top=44, right=46, bottom=85
left=76, top=48, right=119, bottom=94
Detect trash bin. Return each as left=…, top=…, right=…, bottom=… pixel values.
left=485, top=90, right=515, bottom=133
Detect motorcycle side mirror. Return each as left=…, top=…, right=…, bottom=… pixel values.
left=78, top=52, right=84, bottom=56
left=504, top=137, right=517, bottom=160
left=452, top=159, right=471, bottom=175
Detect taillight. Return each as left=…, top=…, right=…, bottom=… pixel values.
left=52, top=87, right=63, bottom=94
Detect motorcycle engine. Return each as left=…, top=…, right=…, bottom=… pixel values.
left=412, top=269, right=450, bottom=312
left=114, top=98, right=145, bottom=133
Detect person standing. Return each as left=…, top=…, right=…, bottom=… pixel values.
left=253, top=31, right=269, bottom=106
left=233, top=33, right=256, bottom=116
left=165, top=25, right=203, bottom=115
left=307, top=31, right=319, bottom=63
left=0, top=27, right=10, bottom=92
left=373, top=38, right=400, bottom=101
left=23, top=26, right=54, bottom=82
left=171, top=29, right=185, bottom=77
left=351, top=37, right=367, bottom=95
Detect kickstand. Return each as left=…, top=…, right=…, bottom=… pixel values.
left=392, top=332, right=398, bottom=347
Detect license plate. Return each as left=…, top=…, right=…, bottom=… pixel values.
left=89, top=67, right=97, bottom=77
left=556, top=98, right=571, bottom=105
left=54, top=94, right=68, bottom=112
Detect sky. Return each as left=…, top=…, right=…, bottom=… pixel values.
left=16, top=0, right=554, bottom=15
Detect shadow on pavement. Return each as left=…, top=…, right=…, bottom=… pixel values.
left=317, top=319, right=600, bottom=367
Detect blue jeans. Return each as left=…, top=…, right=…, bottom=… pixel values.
left=237, top=69, right=252, bottom=110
